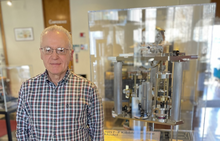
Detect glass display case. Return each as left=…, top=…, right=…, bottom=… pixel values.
left=0, top=65, right=32, bottom=112
left=88, top=3, right=217, bottom=141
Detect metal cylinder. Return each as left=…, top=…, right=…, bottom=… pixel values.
left=141, top=82, right=147, bottom=112
left=171, top=62, right=183, bottom=121
left=150, top=67, right=158, bottom=87
left=114, top=62, right=122, bottom=115
left=141, top=82, right=152, bottom=114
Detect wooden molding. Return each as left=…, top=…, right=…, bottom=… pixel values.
left=211, top=0, right=220, bottom=18
left=0, top=2, right=9, bottom=66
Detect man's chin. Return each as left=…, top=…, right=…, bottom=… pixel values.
left=47, top=70, right=66, bottom=76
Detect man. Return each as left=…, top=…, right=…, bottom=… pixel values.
left=16, top=25, right=104, bottom=140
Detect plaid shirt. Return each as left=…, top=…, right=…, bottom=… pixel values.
left=16, top=70, right=104, bottom=141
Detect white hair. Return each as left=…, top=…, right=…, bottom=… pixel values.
left=40, top=25, right=72, bottom=49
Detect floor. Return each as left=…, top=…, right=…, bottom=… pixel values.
left=0, top=113, right=16, bottom=141
left=0, top=131, right=16, bottom=141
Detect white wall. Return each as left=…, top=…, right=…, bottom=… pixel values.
left=0, top=0, right=211, bottom=78
left=1, top=0, right=45, bottom=76
left=70, top=0, right=211, bottom=80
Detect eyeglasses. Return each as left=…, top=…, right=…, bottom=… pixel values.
left=40, top=47, right=71, bottom=55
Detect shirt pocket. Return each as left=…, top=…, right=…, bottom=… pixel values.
left=62, top=98, right=88, bottom=123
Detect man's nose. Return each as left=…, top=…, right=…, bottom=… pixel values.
left=51, top=50, right=59, bottom=59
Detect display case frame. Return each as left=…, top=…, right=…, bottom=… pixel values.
left=88, top=3, right=217, bottom=141
left=0, top=65, right=32, bottom=141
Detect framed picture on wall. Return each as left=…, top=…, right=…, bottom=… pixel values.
left=14, top=27, right=34, bottom=41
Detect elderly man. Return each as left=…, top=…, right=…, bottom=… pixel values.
left=16, top=25, right=104, bottom=140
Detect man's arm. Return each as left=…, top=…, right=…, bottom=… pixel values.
left=16, top=85, right=30, bottom=140
left=88, top=84, right=104, bottom=141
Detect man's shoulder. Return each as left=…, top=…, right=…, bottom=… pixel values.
left=69, top=71, right=96, bottom=87
left=23, top=72, right=45, bottom=85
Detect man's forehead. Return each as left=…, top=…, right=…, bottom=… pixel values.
left=42, top=30, right=68, bottom=41
left=44, top=30, right=61, bottom=35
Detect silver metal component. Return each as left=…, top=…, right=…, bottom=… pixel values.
left=141, top=82, right=152, bottom=115
left=112, top=113, right=184, bottom=126
left=114, top=62, right=122, bottom=115
left=132, top=97, right=140, bottom=118
left=171, top=62, right=183, bottom=121
left=133, top=74, right=137, bottom=97
left=111, top=47, right=195, bottom=130
left=150, top=67, right=158, bottom=87
left=123, top=85, right=131, bottom=99
left=153, top=71, right=171, bottom=121
left=116, top=55, right=198, bottom=62
left=156, top=72, right=171, bottom=79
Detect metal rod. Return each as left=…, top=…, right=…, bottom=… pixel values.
left=171, top=62, right=183, bottom=121
left=146, top=82, right=152, bottom=114
left=133, top=74, right=137, bottom=97
left=142, top=82, right=147, bottom=112
left=163, top=79, right=165, bottom=96
left=167, top=78, right=169, bottom=96
left=154, top=76, right=159, bottom=109
left=114, top=62, right=122, bottom=115
left=142, top=82, right=152, bottom=114
left=5, top=112, right=12, bottom=141
left=171, top=125, right=173, bottom=141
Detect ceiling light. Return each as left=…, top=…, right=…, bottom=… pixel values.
left=7, top=1, right=12, bottom=6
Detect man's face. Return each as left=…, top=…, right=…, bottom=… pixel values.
left=40, top=30, right=73, bottom=78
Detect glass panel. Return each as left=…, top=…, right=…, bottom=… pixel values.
left=198, top=20, right=220, bottom=141
left=89, top=3, right=216, bottom=140
left=0, top=65, right=32, bottom=112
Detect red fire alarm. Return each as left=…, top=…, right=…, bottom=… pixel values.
left=80, top=32, right=85, bottom=37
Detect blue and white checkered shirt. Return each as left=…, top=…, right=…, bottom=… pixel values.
left=16, top=70, right=104, bottom=141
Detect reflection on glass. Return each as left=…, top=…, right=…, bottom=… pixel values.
left=145, top=8, right=156, bottom=43
left=89, top=31, right=103, bottom=56
left=165, top=8, right=174, bottom=42
left=128, top=9, right=142, bottom=22
left=173, top=6, right=193, bottom=43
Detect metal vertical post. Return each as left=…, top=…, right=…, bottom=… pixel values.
left=114, top=62, right=122, bottom=115
left=171, top=62, right=183, bottom=121
left=142, top=82, right=147, bottom=113
left=5, top=112, right=12, bottom=141
left=154, top=75, right=159, bottom=108
left=142, top=82, right=152, bottom=114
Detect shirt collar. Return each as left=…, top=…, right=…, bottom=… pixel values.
left=43, top=69, right=70, bottom=85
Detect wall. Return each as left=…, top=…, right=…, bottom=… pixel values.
left=70, top=0, right=210, bottom=80
left=0, top=0, right=210, bottom=78
left=1, top=0, right=45, bottom=76
left=0, top=27, right=3, bottom=65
